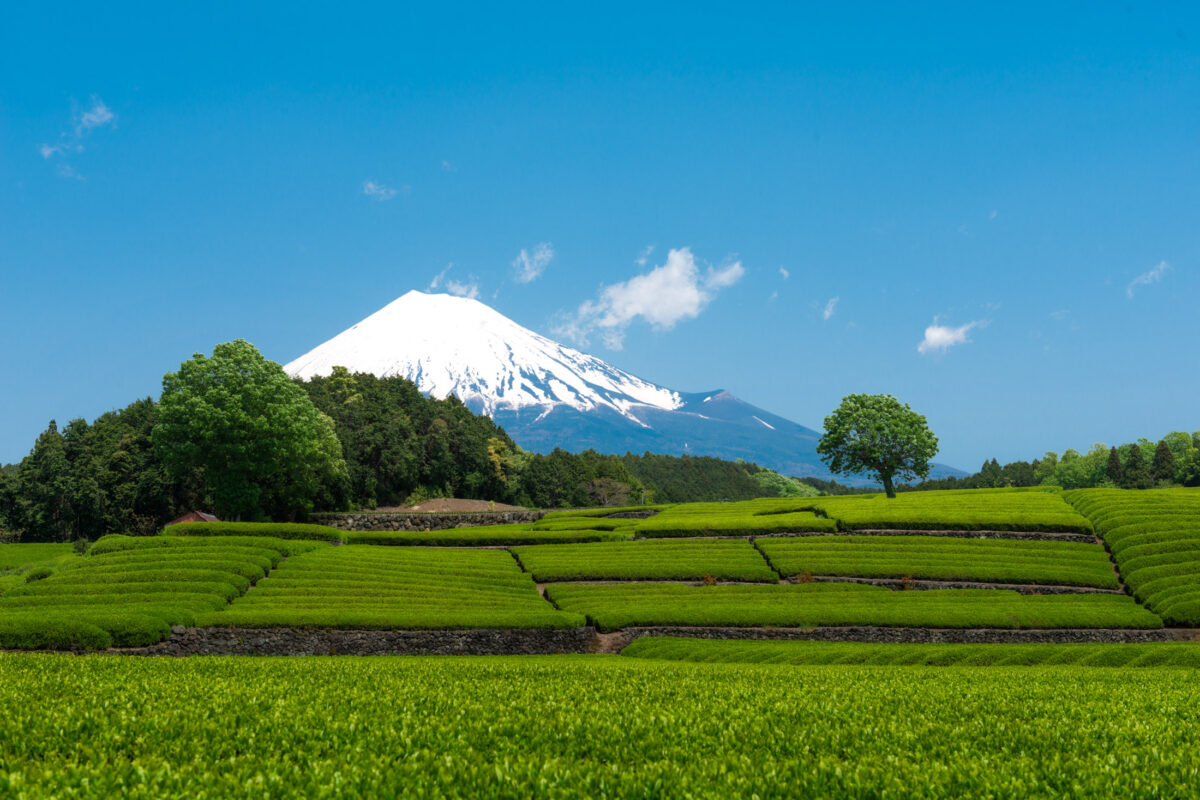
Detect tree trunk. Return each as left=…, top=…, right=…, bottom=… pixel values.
left=881, top=473, right=896, bottom=499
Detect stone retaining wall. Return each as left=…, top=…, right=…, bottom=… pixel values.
left=311, top=510, right=544, bottom=532
left=127, top=626, right=595, bottom=656
left=114, top=624, right=1200, bottom=657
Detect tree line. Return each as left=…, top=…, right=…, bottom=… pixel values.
left=907, top=433, right=1200, bottom=492
left=0, top=342, right=812, bottom=542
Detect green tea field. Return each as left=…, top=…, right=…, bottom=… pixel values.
left=1, top=653, right=1198, bottom=798
left=3, top=488, right=1199, bottom=650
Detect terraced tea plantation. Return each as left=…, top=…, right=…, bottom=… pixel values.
left=545, top=582, right=1160, bottom=631
left=2, top=487, right=1199, bottom=651
left=0, top=536, right=322, bottom=649
left=201, top=545, right=583, bottom=629
left=757, top=534, right=1119, bottom=588
left=1066, top=488, right=1200, bottom=625
left=3, top=486, right=1200, bottom=797
left=809, top=488, right=1095, bottom=532
left=513, top=539, right=778, bottom=582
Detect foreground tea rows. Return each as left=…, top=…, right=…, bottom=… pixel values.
left=1, top=653, right=1198, bottom=798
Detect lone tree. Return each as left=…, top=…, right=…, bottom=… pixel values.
left=152, top=340, right=348, bottom=520
left=817, top=394, right=939, bottom=498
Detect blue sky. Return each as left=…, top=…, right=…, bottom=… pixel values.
left=2, top=2, right=1198, bottom=470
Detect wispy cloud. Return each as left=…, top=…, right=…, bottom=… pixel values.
left=822, top=296, right=839, bottom=321
left=635, top=245, right=655, bottom=267
left=918, top=318, right=983, bottom=355
left=440, top=159, right=456, bottom=172
left=1127, top=260, right=1171, bottom=298
left=39, top=95, right=116, bottom=179
left=512, top=242, right=554, bottom=283
left=428, top=264, right=480, bottom=299
left=445, top=278, right=480, bottom=299
left=362, top=180, right=398, bottom=201
left=75, top=98, right=115, bottom=135
left=554, top=247, right=744, bottom=350
left=778, top=267, right=790, bottom=280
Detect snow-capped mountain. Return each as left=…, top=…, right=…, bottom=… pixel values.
left=286, top=291, right=963, bottom=482
left=285, top=291, right=681, bottom=425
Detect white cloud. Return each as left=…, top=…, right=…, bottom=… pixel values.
left=75, top=97, right=115, bottom=134
left=989, top=209, right=998, bottom=220
left=512, top=242, right=554, bottom=283
left=56, top=164, right=84, bottom=180
left=39, top=95, right=115, bottom=178
left=917, top=319, right=982, bottom=355
left=779, top=266, right=790, bottom=280
left=362, top=180, right=398, bottom=201
left=428, top=264, right=479, bottom=299
left=445, top=278, right=479, bottom=299
left=822, top=296, right=839, bottom=321
left=440, top=159, right=456, bottom=172
left=428, top=264, right=452, bottom=291
left=1126, top=260, right=1171, bottom=298
left=635, top=245, right=655, bottom=267
left=554, top=247, right=744, bottom=350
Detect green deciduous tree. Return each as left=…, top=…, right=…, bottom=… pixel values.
left=1178, top=448, right=1200, bottom=487
left=816, top=394, right=939, bottom=498
left=152, top=340, right=349, bottom=520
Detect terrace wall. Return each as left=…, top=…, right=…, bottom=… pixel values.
left=311, top=510, right=544, bottom=532
left=128, top=626, right=594, bottom=656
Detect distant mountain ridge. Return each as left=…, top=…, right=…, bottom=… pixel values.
left=285, top=291, right=964, bottom=482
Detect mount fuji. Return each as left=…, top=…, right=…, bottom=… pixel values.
left=285, top=291, right=963, bottom=482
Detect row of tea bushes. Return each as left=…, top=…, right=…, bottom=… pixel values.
left=1066, top=488, right=1200, bottom=625
left=200, top=545, right=584, bottom=630
left=757, top=535, right=1119, bottom=588
left=623, top=637, right=1200, bottom=667
left=513, top=539, right=779, bottom=583
left=545, top=582, right=1162, bottom=632
left=345, top=525, right=633, bottom=546
left=808, top=488, right=1094, bottom=533
left=0, top=535, right=312, bottom=650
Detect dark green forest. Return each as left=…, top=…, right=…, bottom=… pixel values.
left=0, top=367, right=808, bottom=542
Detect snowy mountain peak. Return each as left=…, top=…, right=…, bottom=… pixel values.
left=284, top=291, right=683, bottom=420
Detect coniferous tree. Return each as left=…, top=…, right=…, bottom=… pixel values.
left=1121, top=443, right=1152, bottom=489
left=1151, top=440, right=1176, bottom=484
left=1106, top=447, right=1123, bottom=485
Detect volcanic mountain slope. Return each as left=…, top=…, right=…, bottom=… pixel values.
left=285, top=291, right=963, bottom=481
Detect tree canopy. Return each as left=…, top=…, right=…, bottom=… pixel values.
left=816, top=394, right=939, bottom=498
left=152, top=340, right=348, bottom=520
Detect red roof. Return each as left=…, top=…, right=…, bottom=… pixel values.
left=166, top=511, right=219, bottom=526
